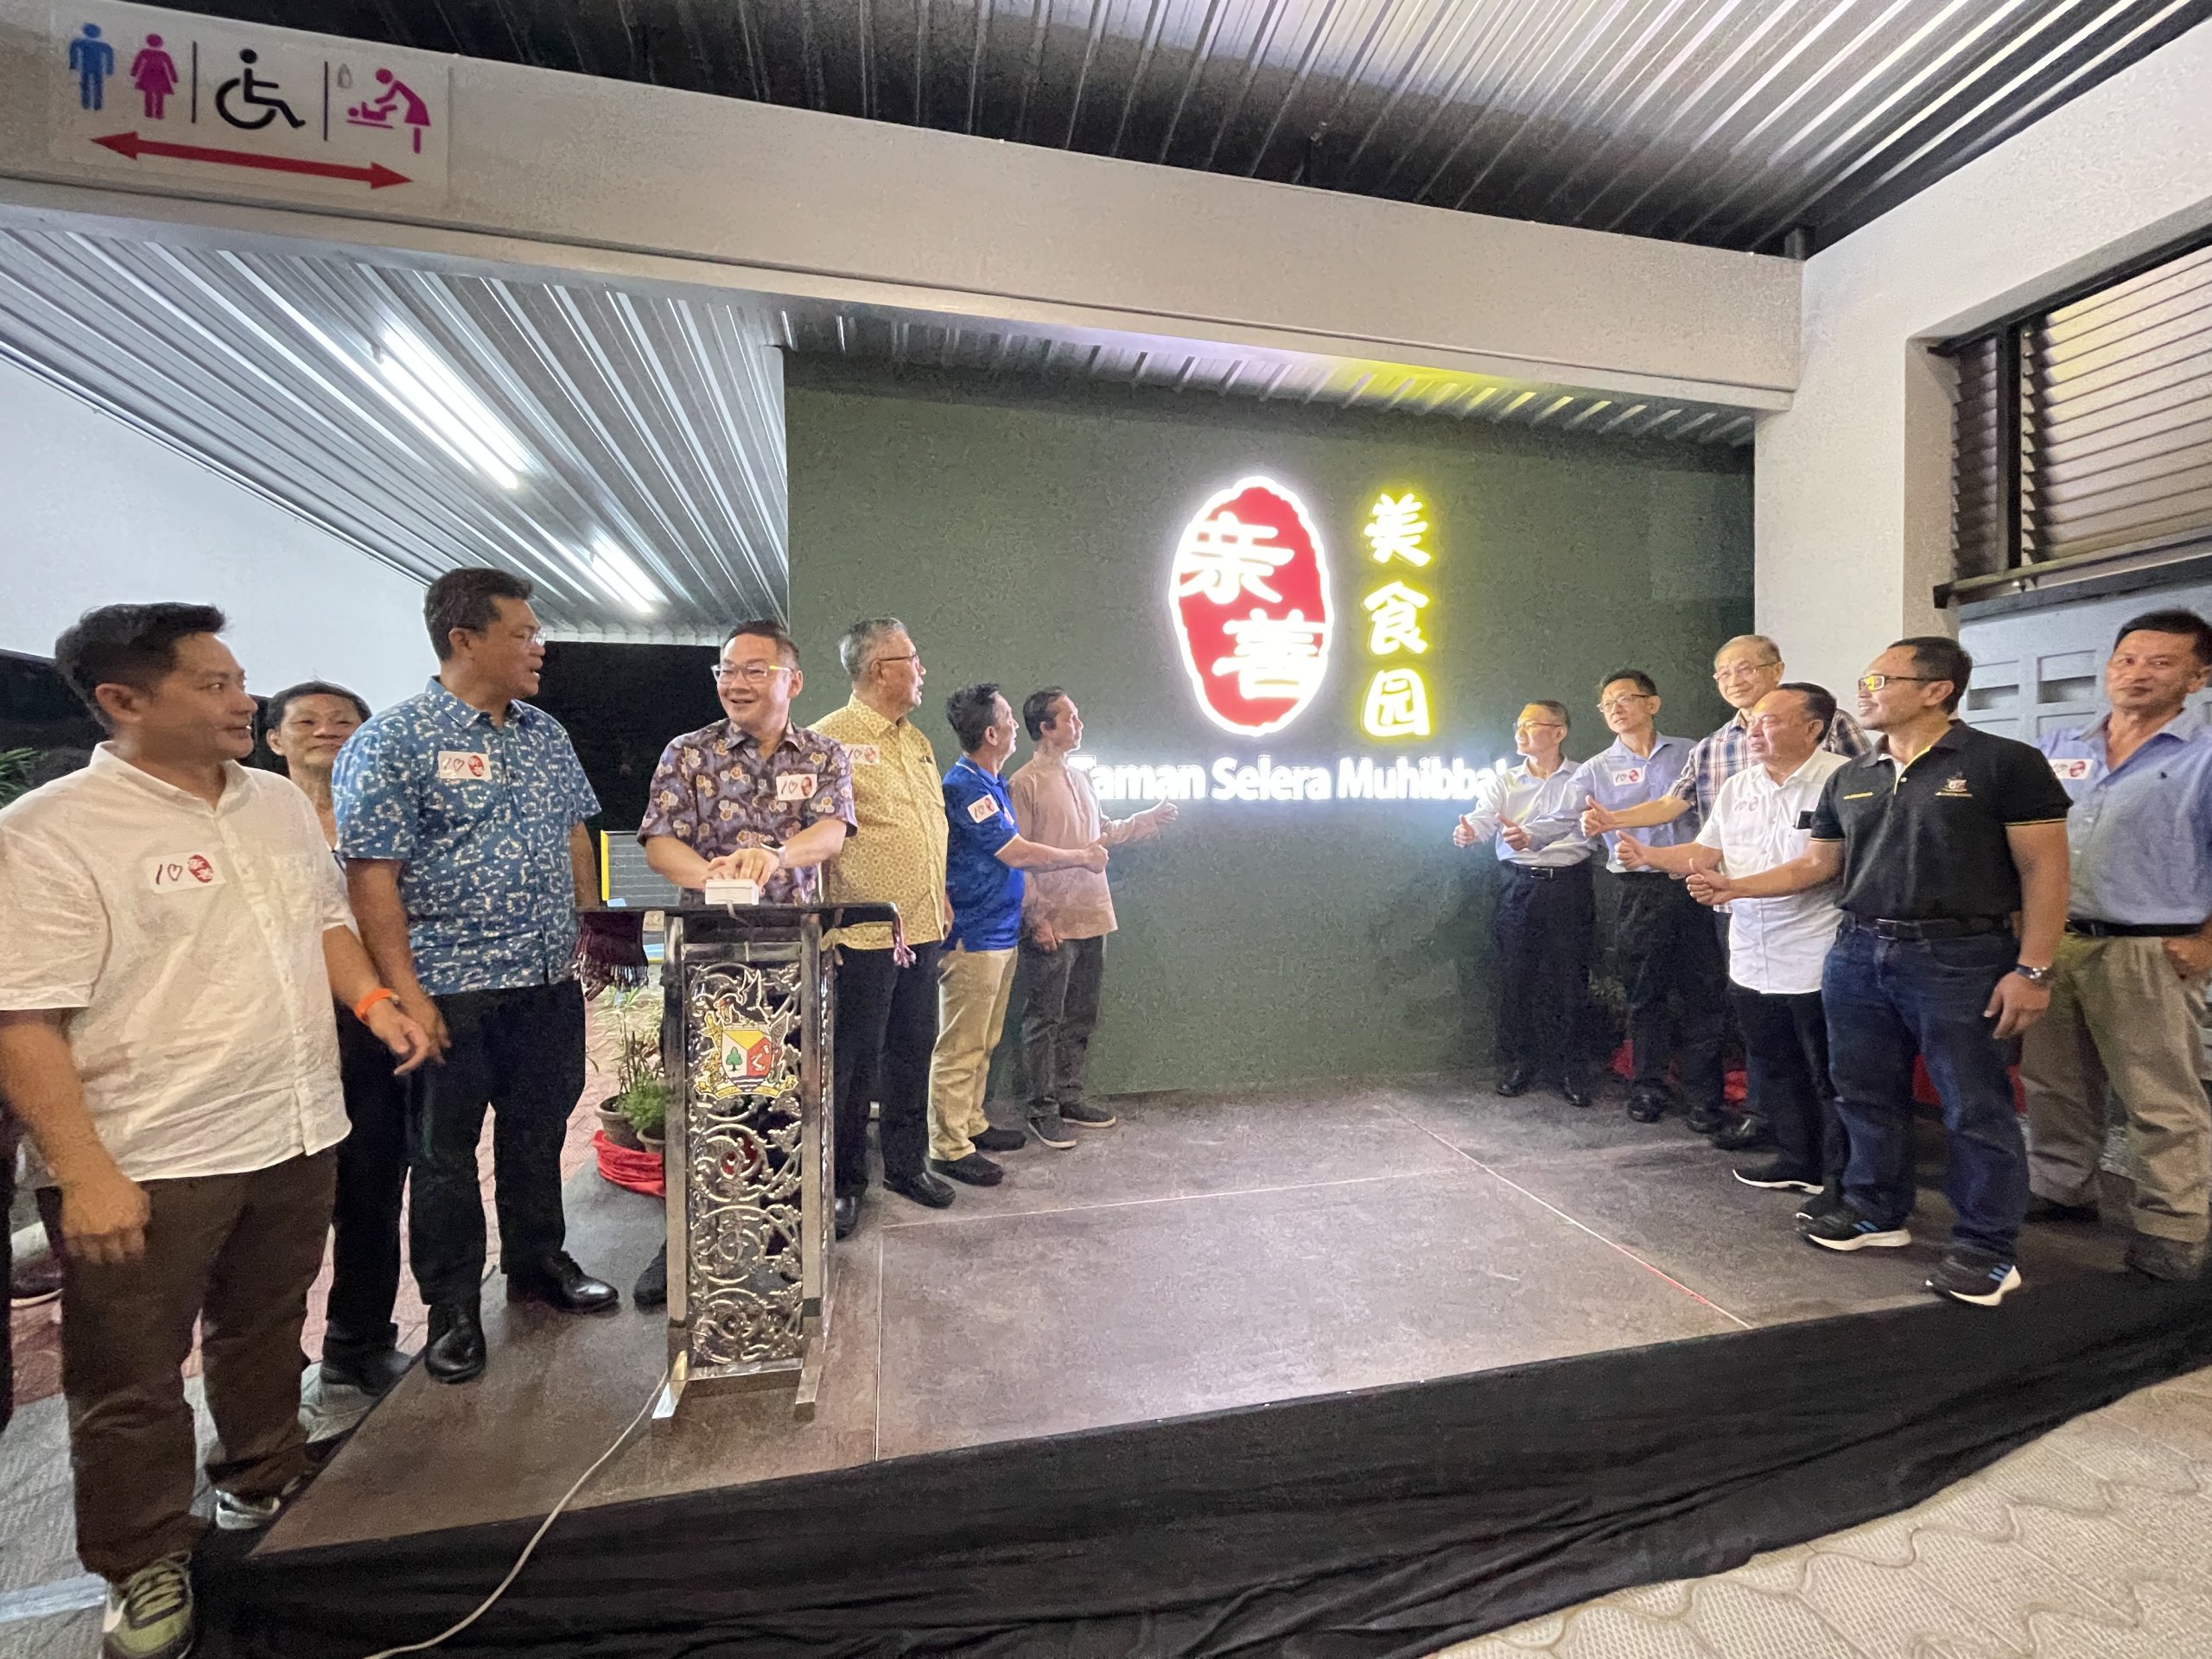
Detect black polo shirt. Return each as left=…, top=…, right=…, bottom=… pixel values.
left=1810, top=721, right=2070, bottom=922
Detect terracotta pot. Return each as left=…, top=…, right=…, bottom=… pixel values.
left=597, top=1101, right=643, bottom=1151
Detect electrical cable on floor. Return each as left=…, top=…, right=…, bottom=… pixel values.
left=355, top=1364, right=671, bottom=1659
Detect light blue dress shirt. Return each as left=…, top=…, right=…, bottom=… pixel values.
left=2040, top=714, right=2212, bottom=925
left=1528, top=734, right=1697, bottom=874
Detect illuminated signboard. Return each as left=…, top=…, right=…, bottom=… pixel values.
left=1146, top=473, right=1494, bottom=805
left=1169, top=476, right=1334, bottom=737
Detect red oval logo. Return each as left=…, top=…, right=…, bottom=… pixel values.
left=1169, top=476, right=1333, bottom=737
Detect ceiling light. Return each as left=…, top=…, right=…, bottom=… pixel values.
left=375, top=327, right=529, bottom=490
left=590, top=537, right=665, bottom=613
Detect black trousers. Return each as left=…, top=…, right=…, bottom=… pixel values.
left=1491, top=862, right=1595, bottom=1077
left=833, top=943, right=942, bottom=1196
left=407, top=981, right=585, bottom=1307
left=321, top=1007, right=412, bottom=1363
left=1615, top=873, right=1727, bottom=1109
left=1731, top=984, right=1847, bottom=1180
left=1020, top=934, right=1107, bottom=1110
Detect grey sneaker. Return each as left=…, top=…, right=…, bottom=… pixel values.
left=1027, top=1112, right=1077, bottom=1150
left=102, top=1556, right=193, bottom=1659
left=1060, top=1101, right=1116, bottom=1128
left=214, top=1475, right=302, bottom=1531
left=1926, top=1248, right=2022, bottom=1306
left=2126, top=1234, right=2208, bottom=1281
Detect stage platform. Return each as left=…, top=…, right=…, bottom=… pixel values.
left=223, top=1077, right=2212, bottom=1659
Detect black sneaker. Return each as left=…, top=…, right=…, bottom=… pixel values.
left=1800, top=1206, right=1911, bottom=1252
left=973, top=1125, right=1027, bottom=1153
left=1732, top=1160, right=1822, bottom=1193
left=1795, top=1185, right=1846, bottom=1224
left=929, top=1152, right=1005, bottom=1186
left=1027, top=1113, right=1077, bottom=1150
left=1626, top=1091, right=1669, bottom=1123
left=1061, top=1101, right=1116, bottom=1128
left=1710, top=1114, right=1776, bottom=1153
left=1926, top=1248, right=2022, bottom=1306
left=1685, top=1103, right=1727, bottom=1135
left=632, top=1245, right=667, bottom=1311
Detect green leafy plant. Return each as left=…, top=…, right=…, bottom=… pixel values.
left=0, top=748, right=38, bottom=809
left=604, top=985, right=668, bottom=1141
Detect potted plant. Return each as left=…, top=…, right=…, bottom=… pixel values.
left=595, top=985, right=667, bottom=1154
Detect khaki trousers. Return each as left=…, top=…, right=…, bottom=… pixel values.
left=2020, top=933, right=2211, bottom=1243
left=48, top=1148, right=336, bottom=1580
left=928, top=945, right=1019, bottom=1162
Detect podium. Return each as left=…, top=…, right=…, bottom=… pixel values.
left=652, top=900, right=896, bottom=1421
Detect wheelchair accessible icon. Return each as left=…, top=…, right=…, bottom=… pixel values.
left=214, top=48, right=303, bottom=130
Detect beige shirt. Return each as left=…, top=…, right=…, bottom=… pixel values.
left=0, top=747, right=353, bottom=1183
left=814, top=696, right=949, bottom=950
left=1006, top=752, right=1141, bottom=941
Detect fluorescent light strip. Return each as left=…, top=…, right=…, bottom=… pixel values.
left=591, top=537, right=665, bottom=612
left=376, top=327, right=529, bottom=490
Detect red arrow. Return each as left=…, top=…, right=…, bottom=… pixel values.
left=92, top=130, right=410, bottom=189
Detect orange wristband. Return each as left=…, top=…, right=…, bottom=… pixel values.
left=353, top=987, right=397, bottom=1023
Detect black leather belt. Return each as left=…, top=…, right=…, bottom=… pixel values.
left=1616, top=869, right=1670, bottom=880
left=2068, top=918, right=2198, bottom=938
left=1505, top=863, right=1585, bottom=881
left=1845, top=915, right=2009, bottom=941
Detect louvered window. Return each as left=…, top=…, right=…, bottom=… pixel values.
left=1942, top=234, right=2212, bottom=603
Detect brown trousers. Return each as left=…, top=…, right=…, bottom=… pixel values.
left=45, top=1148, right=335, bottom=1580
left=2020, top=934, right=2212, bottom=1244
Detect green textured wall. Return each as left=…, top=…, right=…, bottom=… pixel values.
left=787, top=364, right=1751, bottom=1096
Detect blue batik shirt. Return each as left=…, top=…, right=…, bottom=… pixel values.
left=2040, top=713, right=2212, bottom=925
left=334, top=678, right=601, bottom=995
left=941, top=756, right=1024, bottom=952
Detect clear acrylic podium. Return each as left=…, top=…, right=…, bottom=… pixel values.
left=652, top=900, right=896, bottom=1422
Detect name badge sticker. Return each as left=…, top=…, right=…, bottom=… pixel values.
left=436, top=750, right=493, bottom=783
left=846, top=744, right=881, bottom=766
left=2050, top=757, right=2093, bottom=781
left=1610, top=767, right=1644, bottom=788
left=776, top=773, right=819, bottom=802
left=967, top=796, right=1000, bottom=824
left=146, top=852, right=224, bottom=892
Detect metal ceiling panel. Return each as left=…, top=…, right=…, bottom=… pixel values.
left=0, top=226, right=787, bottom=641
left=159, top=0, right=2211, bottom=252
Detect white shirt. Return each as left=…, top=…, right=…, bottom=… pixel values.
left=1694, top=750, right=1848, bottom=996
left=1462, top=760, right=1597, bottom=868
left=0, top=747, right=354, bottom=1183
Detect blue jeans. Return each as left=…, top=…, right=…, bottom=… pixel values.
left=1821, top=924, right=2028, bottom=1258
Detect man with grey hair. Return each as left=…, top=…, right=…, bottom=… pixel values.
left=815, top=619, right=956, bottom=1236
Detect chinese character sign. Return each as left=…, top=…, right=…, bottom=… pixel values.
left=1360, top=493, right=1437, bottom=739
left=1171, top=477, right=1334, bottom=737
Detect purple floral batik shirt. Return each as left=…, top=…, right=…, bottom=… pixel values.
left=637, top=720, right=857, bottom=903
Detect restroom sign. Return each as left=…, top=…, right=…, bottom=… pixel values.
left=48, top=3, right=451, bottom=204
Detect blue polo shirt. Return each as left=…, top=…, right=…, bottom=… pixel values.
left=941, top=756, right=1023, bottom=951
left=334, top=678, right=601, bottom=995
left=2040, top=714, right=2212, bottom=925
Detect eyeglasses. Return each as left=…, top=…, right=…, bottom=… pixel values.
left=1713, top=659, right=1781, bottom=681
left=1858, top=673, right=1939, bottom=692
left=710, top=663, right=792, bottom=685
left=872, top=652, right=920, bottom=671
left=1514, top=721, right=1565, bottom=732
left=1598, top=695, right=1652, bottom=715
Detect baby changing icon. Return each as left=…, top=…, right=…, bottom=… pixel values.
left=346, top=67, right=430, bottom=153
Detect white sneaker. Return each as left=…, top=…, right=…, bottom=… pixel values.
left=213, top=1475, right=302, bottom=1531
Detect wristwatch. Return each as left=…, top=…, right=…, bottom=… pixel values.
left=2012, top=962, right=2051, bottom=984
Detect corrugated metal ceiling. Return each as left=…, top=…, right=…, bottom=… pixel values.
left=159, top=0, right=2211, bottom=252
left=0, top=226, right=787, bottom=641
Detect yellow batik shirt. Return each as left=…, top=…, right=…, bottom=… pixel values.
left=813, top=696, right=950, bottom=950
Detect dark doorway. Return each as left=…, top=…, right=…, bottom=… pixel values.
left=533, top=641, right=721, bottom=829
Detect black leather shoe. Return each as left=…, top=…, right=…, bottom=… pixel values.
left=1494, top=1065, right=1533, bottom=1098
left=1627, top=1091, right=1669, bottom=1123
left=506, top=1251, right=620, bottom=1314
left=973, top=1125, right=1027, bottom=1153
left=320, top=1344, right=416, bottom=1398
left=930, top=1153, right=1004, bottom=1186
left=1685, top=1103, right=1727, bottom=1135
left=886, top=1170, right=957, bottom=1210
left=1559, top=1071, right=1593, bottom=1109
left=423, top=1300, right=485, bottom=1385
left=834, top=1194, right=861, bottom=1238
left=1711, top=1114, right=1776, bottom=1152
left=632, top=1244, right=667, bottom=1311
